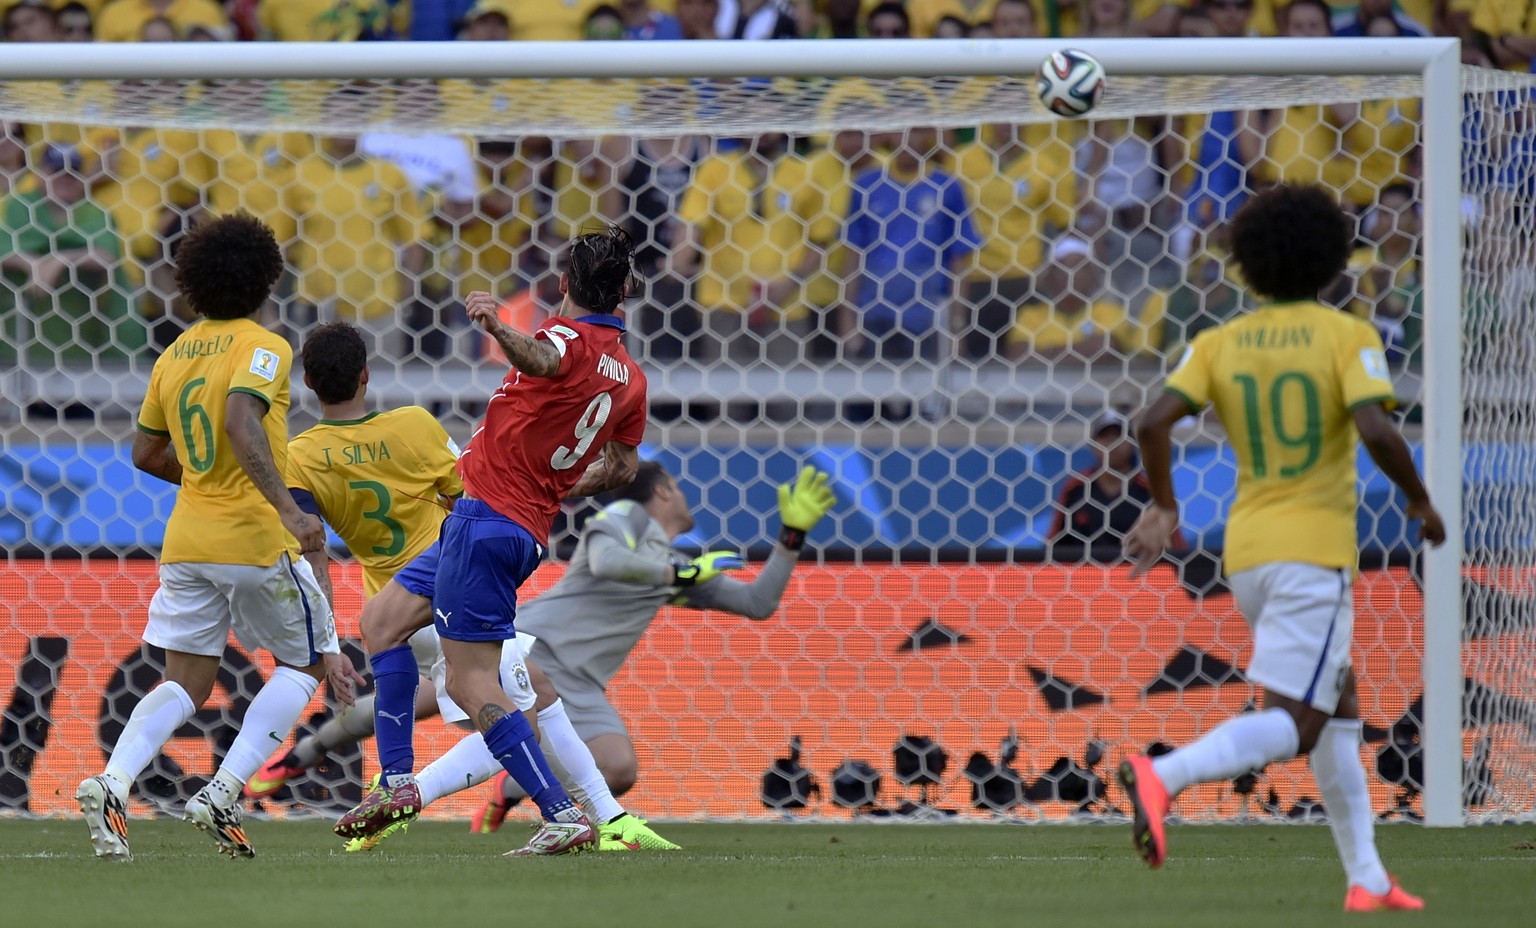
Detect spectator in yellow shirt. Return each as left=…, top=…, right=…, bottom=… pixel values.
left=905, top=0, right=994, bottom=36
left=470, top=0, right=606, bottom=40
left=1473, top=0, right=1536, bottom=72
left=92, top=124, right=204, bottom=329
left=760, top=101, right=885, bottom=359
left=448, top=137, right=537, bottom=300
left=1008, top=236, right=1135, bottom=361
left=258, top=0, right=397, bottom=41
left=954, top=85, right=1077, bottom=361
left=673, top=130, right=806, bottom=361
left=1257, top=2, right=1363, bottom=202
left=94, top=0, right=227, bottom=42
left=283, top=94, right=428, bottom=358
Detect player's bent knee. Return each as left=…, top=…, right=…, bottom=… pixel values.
left=1265, top=693, right=1326, bottom=754
left=527, top=661, right=558, bottom=711
left=361, top=583, right=432, bottom=653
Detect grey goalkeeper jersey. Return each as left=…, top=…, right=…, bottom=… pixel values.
left=517, top=499, right=798, bottom=690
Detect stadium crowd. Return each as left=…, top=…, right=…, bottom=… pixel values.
left=0, top=0, right=1526, bottom=374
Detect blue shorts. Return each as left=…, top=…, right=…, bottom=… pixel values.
left=432, top=497, right=545, bottom=643
left=393, top=540, right=440, bottom=600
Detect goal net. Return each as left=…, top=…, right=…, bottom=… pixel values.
left=0, top=43, right=1531, bottom=825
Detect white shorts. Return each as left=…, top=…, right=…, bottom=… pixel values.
left=432, top=632, right=539, bottom=724
left=408, top=626, right=441, bottom=679
left=145, top=554, right=339, bottom=668
left=1230, top=562, right=1354, bottom=715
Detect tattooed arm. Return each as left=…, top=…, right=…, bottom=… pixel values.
left=565, top=441, right=639, bottom=499
left=225, top=392, right=325, bottom=553
left=131, top=430, right=183, bottom=485
left=465, top=289, right=561, bottom=377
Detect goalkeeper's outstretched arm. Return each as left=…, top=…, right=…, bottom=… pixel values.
left=676, top=467, right=838, bottom=621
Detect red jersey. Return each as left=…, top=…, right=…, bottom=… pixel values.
left=459, top=314, right=647, bottom=543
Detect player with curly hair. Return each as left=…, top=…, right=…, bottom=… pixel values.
left=76, top=213, right=362, bottom=861
left=1118, top=184, right=1445, bottom=912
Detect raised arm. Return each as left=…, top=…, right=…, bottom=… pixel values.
left=676, top=466, right=837, bottom=620
left=225, top=392, right=324, bottom=553
left=565, top=440, right=640, bottom=499
left=1352, top=402, right=1446, bottom=546
left=464, top=290, right=562, bottom=377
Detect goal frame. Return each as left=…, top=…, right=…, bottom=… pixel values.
left=0, top=36, right=1465, bottom=825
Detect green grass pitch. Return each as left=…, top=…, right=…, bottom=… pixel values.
left=4, top=819, right=1534, bottom=928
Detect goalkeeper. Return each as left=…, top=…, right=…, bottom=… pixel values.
left=472, top=461, right=836, bottom=830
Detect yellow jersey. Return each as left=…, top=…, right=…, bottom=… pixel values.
left=1346, top=98, right=1420, bottom=204
left=95, top=0, right=227, bottom=42
left=677, top=150, right=815, bottom=312
left=906, top=0, right=997, bottom=36
left=258, top=0, right=396, bottom=41
left=137, top=317, right=294, bottom=567
left=203, top=130, right=314, bottom=242
left=1164, top=302, right=1397, bottom=575
left=1009, top=299, right=1136, bottom=354
left=284, top=153, right=427, bottom=318
left=93, top=127, right=205, bottom=262
left=1474, top=0, right=1536, bottom=71
left=954, top=135, right=1075, bottom=280
left=286, top=407, right=463, bottom=598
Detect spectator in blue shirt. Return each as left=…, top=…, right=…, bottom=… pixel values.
left=620, top=0, right=683, bottom=39
left=415, top=0, right=477, bottom=40
left=840, top=123, right=980, bottom=362
left=1331, top=0, right=1428, bottom=36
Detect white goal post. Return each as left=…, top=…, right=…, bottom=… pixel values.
left=0, top=37, right=1468, bottom=825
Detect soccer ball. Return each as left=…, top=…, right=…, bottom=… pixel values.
left=1036, top=49, right=1106, bottom=118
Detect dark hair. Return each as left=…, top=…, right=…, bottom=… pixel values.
left=301, top=322, right=368, bottom=405
left=609, top=460, right=670, bottom=505
left=3, top=0, right=54, bottom=32
left=602, top=457, right=669, bottom=503
left=587, top=3, right=622, bottom=24
left=1379, top=181, right=1416, bottom=203
left=1230, top=184, right=1352, bottom=302
left=1283, top=0, right=1332, bottom=32
left=934, top=14, right=968, bottom=36
left=567, top=224, right=637, bottom=313
left=867, top=1, right=910, bottom=30
left=174, top=212, right=282, bottom=320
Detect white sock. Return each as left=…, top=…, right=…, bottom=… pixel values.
left=104, top=680, right=197, bottom=799
left=1311, top=719, right=1392, bottom=894
left=217, top=667, right=320, bottom=789
left=417, top=732, right=503, bottom=807
left=293, top=694, right=378, bottom=766
left=1153, top=707, right=1300, bottom=798
left=539, top=700, right=623, bottom=823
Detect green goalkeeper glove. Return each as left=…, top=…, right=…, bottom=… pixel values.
left=776, top=466, right=837, bottom=550
left=670, top=551, right=745, bottom=587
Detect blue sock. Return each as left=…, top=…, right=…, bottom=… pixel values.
left=481, top=711, right=574, bottom=820
left=369, top=645, right=419, bottom=777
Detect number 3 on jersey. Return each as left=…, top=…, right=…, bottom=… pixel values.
left=551, top=392, right=612, bottom=470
